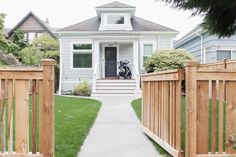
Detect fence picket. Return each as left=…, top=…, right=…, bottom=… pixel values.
left=218, top=81, right=224, bottom=153
left=197, top=81, right=209, bottom=154
left=15, top=80, right=29, bottom=153
left=226, top=81, right=236, bottom=153
left=7, top=80, right=13, bottom=153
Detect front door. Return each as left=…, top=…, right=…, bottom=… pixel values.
left=105, top=47, right=117, bottom=78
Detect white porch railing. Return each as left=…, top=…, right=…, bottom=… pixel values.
left=92, top=63, right=99, bottom=92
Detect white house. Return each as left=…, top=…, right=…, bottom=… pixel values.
left=58, top=1, right=178, bottom=95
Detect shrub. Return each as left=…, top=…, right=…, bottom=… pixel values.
left=32, top=34, right=59, bottom=51
left=43, top=50, right=59, bottom=62
left=144, top=49, right=194, bottom=73
left=74, top=81, right=91, bottom=96
left=19, top=46, right=43, bottom=65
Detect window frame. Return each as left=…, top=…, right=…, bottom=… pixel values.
left=104, top=13, right=126, bottom=26
left=142, top=43, right=154, bottom=68
left=70, top=42, right=93, bottom=69
left=216, top=50, right=231, bottom=61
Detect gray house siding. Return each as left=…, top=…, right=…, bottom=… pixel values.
left=175, top=31, right=236, bottom=63
left=175, top=35, right=202, bottom=61
left=60, top=36, right=93, bottom=91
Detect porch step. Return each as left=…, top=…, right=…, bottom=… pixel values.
left=96, top=86, right=136, bottom=90
left=92, top=79, right=138, bottom=96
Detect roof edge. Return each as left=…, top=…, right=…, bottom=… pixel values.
left=8, top=11, right=57, bottom=39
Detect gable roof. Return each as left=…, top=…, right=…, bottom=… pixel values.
left=7, top=11, right=57, bottom=38
left=96, top=1, right=135, bottom=8
left=59, top=16, right=177, bottom=32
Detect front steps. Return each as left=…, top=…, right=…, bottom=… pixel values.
left=92, top=79, right=140, bottom=96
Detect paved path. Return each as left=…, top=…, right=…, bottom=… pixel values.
left=78, top=96, right=161, bottom=157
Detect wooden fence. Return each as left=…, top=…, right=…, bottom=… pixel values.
left=141, top=60, right=236, bottom=157
left=0, top=59, right=56, bottom=157
left=141, top=69, right=184, bottom=157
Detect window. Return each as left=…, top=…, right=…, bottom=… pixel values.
left=143, top=44, right=153, bottom=64
left=217, top=50, right=231, bottom=61
left=24, top=33, right=27, bottom=42
left=106, top=15, right=125, bottom=25
left=37, top=33, right=44, bottom=38
left=72, top=43, right=92, bottom=68
left=28, top=32, right=36, bottom=44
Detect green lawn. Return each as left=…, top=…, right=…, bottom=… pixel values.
left=54, top=96, right=101, bottom=157
left=26, top=96, right=101, bottom=157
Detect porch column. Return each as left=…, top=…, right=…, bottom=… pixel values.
left=133, top=40, right=140, bottom=92
left=92, top=41, right=100, bottom=92
left=93, top=41, right=99, bottom=69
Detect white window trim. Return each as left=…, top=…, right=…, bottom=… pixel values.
left=70, top=42, right=93, bottom=70
left=104, top=13, right=126, bottom=26
left=140, top=40, right=157, bottom=69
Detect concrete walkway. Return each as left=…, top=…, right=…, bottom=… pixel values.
left=78, top=96, right=161, bottom=157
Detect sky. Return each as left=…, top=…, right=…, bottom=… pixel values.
left=0, top=0, right=203, bottom=39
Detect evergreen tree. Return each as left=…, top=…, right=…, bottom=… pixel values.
left=0, top=13, right=19, bottom=52
left=160, top=0, right=236, bottom=37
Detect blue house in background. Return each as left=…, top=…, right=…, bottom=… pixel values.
left=174, top=25, right=236, bottom=63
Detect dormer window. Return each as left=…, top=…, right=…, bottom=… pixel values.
left=105, top=13, right=126, bottom=26
left=107, top=15, right=125, bottom=25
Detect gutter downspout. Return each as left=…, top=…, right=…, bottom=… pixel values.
left=196, top=32, right=204, bottom=63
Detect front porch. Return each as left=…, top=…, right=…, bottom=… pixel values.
left=92, top=40, right=140, bottom=95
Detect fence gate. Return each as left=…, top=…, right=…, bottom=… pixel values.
left=141, top=70, right=184, bottom=157
left=185, top=60, right=236, bottom=157
left=142, top=59, right=236, bottom=157
left=0, top=59, right=56, bottom=157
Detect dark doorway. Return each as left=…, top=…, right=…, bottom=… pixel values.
left=105, top=47, right=117, bottom=78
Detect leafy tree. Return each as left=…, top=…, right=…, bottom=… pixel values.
left=159, top=0, right=236, bottom=37
left=19, top=46, right=43, bottom=65
left=0, top=13, right=19, bottom=52
left=12, top=29, right=27, bottom=50
left=32, top=34, right=59, bottom=51
left=144, top=49, right=194, bottom=73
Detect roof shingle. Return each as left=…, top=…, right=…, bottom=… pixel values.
left=59, top=16, right=177, bottom=32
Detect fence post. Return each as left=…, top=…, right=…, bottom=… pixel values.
left=184, top=60, right=199, bottom=157
left=40, top=59, right=56, bottom=157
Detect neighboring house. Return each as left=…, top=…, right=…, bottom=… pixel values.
left=174, top=25, right=236, bottom=63
left=7, top=11, right=57, bottom=44
left=58, top=1, right=178, bottom=95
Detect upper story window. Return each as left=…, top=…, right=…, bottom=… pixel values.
left=106, top=15, right=125, bottom=25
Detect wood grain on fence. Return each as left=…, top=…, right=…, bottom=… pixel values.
left=141, top=69, right=184, bottom=157
left=185, top=60, right=236, bottom=157
left=142, top=59, right=236, bottom=157
left=0, top=59, right=56, bottom=157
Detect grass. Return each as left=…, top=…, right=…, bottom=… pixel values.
left=5, top=95, right=101, bottom=157
left=53, top=96, right=101, bottom=157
